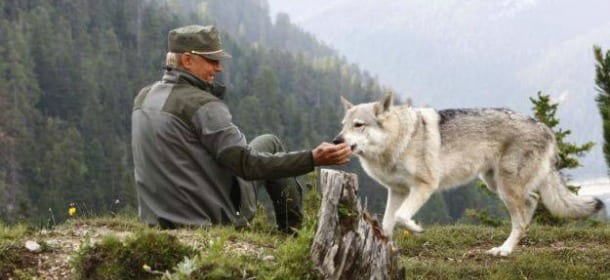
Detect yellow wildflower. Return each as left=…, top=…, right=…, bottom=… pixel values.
left=68, top=206, right=76, bottom=217
left=142, top=264, right=152, bottom=272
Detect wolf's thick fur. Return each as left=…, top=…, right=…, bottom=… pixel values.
left=334, top=93, right=603, bottom=256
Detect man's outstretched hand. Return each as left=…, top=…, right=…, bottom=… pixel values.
left=312, top=142, right=352, bottom=166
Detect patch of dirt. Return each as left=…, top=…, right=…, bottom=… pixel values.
left=2, top=225, right=133, bottom=279
left=4, top=223, right=268, bottom=279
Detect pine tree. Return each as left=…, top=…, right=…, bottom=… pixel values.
left=530, top=91, right=594, bottom=224
left=531, top=92, right=595, bottom=170
left=593, top=46, right=610, bottom=174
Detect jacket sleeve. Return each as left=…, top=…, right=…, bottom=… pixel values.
left=192, top=102, right=314, bottom=180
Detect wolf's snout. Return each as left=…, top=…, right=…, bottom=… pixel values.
left=332, top=135, right=357, bottom=152
left=332, top=135, right=344, bottom=145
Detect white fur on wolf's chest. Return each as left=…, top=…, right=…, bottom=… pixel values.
left=359, top=157, right=421, bottom=192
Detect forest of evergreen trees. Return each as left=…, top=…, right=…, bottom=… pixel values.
left=0, top=0, right=509, bottom=225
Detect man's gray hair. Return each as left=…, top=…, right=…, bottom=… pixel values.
left=166, top=52, right=183, bottom=69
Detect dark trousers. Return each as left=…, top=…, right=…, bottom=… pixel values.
left=249, top=134, right=303, bottom=233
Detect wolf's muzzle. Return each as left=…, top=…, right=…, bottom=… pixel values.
left=332, top=135, right=357, bottom=151
left=332, top=135, right=344, bottom=145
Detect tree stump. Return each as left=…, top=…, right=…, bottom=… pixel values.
left=310, top=169, right=404, bottom=280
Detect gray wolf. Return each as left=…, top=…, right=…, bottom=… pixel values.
left=333, top=93, right=604, bottom=256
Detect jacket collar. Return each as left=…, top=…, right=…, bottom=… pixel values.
left=162, top=67, right=226, bottom=99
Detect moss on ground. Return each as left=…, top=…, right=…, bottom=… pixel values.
left=73, top=230, right=197, bottom=279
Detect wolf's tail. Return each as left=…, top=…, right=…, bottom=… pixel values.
left=539, top=171, right=604, bottom=219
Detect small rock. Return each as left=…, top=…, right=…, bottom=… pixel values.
left=262, top=255, right=275, bottom=261
left=25, top=240, right=42, bottom=253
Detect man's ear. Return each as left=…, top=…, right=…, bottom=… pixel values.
left=180, top=53, right=195, bottom=71
left=340, top=96, right=353, bottom=111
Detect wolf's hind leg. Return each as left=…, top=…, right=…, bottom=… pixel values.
left=524, top=192, right=539, bottom=225
left=487, top=180, right=532, bottom=256
left=394, top=184, right=435, bottom=234
left=382, top=189, right=408, bottom=237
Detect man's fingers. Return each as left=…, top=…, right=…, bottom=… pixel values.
left=326, top=143, right=347, bottom=151
left=333, top=144, right=352, bottom=156
left=337, top=145, right=352, bottom=156
left=338, top=157, right=350, bottom=165
left=313, top=142, right=353, bottom=166
left=328, top=144, right=352, bottom=163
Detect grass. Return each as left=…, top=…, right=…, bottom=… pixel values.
left=0, top=186, right=609, bottom=279
left=73, top=230, right=197, bottom=280
left=394, top=223, right=610, bottom=280
left=1, top=224, right=30, bottom=276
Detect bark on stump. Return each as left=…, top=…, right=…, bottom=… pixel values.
left=310, top=169, right=404, bottom=280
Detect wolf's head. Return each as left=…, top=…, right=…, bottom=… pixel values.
left=333, top=92, right=395, bottom=158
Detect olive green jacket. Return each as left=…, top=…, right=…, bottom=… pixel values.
left=132, top=68, right=314, bottom=227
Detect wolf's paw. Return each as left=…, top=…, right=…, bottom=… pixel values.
left=486, top=246, right=512, bottom=257
left=402, top=219, right=424, bottom=235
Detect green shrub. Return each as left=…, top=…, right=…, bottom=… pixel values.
left=73, top=230, right=196, bottom=279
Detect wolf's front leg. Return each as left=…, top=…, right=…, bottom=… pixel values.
left=382, top=189, right=408, bottom=237
left=395, top=185, right=435, bottom=234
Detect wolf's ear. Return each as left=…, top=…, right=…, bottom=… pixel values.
left=378, top=92, right=393, bottom=113
left=340, top=96, right=353, bottom=111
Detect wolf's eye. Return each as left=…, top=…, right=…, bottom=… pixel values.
left=354, top=122, right=365, bottom=128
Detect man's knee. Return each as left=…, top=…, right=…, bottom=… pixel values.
left=249, top=134, right=286, bottom=153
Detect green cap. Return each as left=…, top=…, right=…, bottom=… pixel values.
left=168, top=25, right=232, bottom=61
